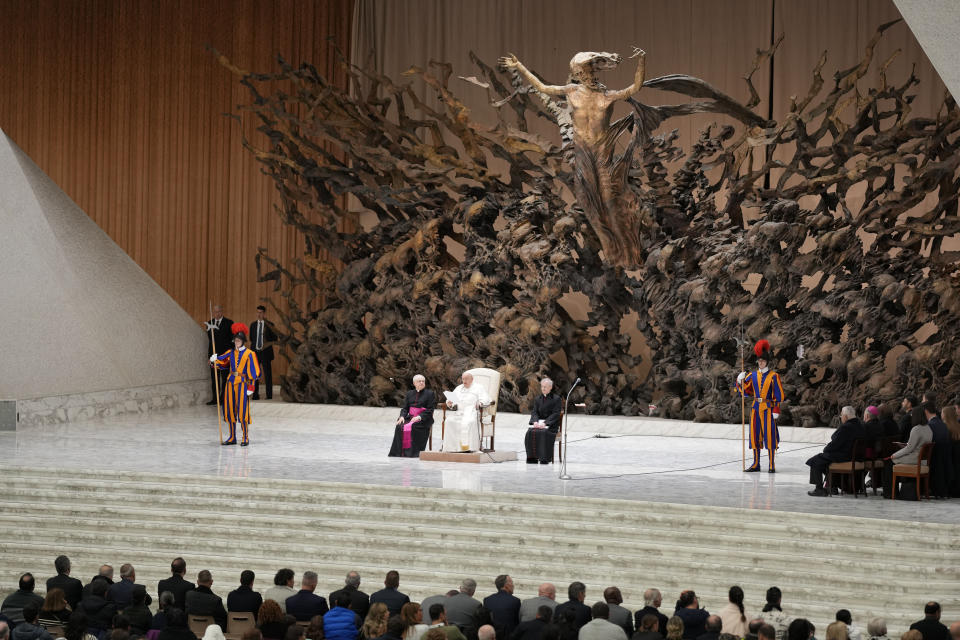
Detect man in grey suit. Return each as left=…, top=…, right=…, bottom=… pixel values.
left=603, top=588, right=633, bottom=637
left=520, top=583, right=558, bottom=623
left=579, top=603, right=628, bottom=640
left=445, top=579, right=482, bottom=629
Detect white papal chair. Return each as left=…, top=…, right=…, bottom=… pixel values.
left=438, top=367, right=502, bottom=451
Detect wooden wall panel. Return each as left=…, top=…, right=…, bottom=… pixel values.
left=0, top=0, right=353, bottom=374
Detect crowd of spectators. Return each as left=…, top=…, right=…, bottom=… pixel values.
left=0, top=557, right=957, bottom=640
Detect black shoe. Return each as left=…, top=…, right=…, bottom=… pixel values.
left=768, top=468, right=776, bottom=474
left=221, top=439, right=236, bottom=446
left=744, top=466, right=760, bottom=473
left=807, top=488, right=828, bottom=497
left=526, top=459, right=538, bottom=464
left=206, top=400, right=217, bottom=406
left=241, top=441, right=249, bottom=447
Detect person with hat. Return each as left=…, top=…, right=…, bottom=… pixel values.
left=736, top=340, right=784, bottom=472
left=210, top=323, right=262, bottom=446
left=249, top=305, right=277, bottom=400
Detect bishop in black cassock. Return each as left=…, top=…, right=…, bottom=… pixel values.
left=388, top=374, right=436, bottom=457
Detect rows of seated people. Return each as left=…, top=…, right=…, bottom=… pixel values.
left=805, top=394, right=960, bottom=499
left=1, top=557, right=958, bottom=640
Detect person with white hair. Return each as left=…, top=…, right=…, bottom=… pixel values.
left=525, top=378, right=563, bottom=464
left=806, top=406, right=865, bottom=496
left=389, top=374, right=436, bottom=457
left=443, top=373, right=490, bottom=453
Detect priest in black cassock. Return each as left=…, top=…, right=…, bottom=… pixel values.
left=525, top=378, right=563, bottom=463
left=388, top=374, right=436, bottom=457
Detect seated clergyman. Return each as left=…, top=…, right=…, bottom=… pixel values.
left=443, top=372, right=491, bottom=452
left=524, top=378, right=562, bottom=464
left=389, top=374, right=436, bottom=458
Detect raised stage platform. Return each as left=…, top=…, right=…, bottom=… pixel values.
left=0, top=400, right=958, bottom=635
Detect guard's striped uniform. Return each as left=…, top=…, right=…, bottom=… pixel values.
left=737, top=369, right=783, bottom=465
left=214, top=347, right=261, bottom=444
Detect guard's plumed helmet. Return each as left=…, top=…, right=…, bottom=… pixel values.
left=754, top=339, right=772, bottom=363
left=231, top=322, right=249, bottom=343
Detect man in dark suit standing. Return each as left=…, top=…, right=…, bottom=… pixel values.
left=909, top=602, right=950, bottom=640
left=806, top=406, right=865, bottom=496
left=250, top=305, right=277, bottom=400
left=285, top=572, right=329, bottom=621
left=185, top=570, right=227, bottom=631
left=205, top=305, right=234, bottom=405
left=553, top=582, right=591, bottom=630
left=329, top=571, right=370, bottom=621
left=157, top=558, right=195, bottom=610
left=633, top=589, right=668, bottom=637
left=483, top=575, right=521, bottom=638
left=46, top=555, right=83, bottom=610
left=227, top=570, right=263, bottom=620
left=369, top=571, right=410, bottom=616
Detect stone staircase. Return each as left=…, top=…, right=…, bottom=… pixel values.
left=0, top=466, right=956, bottom=635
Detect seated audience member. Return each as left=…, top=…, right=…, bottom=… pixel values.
left=47, top=557, right=84, bottom=611
left=2, top=574, right=46, bottom=626
left=424, top=605, right=465, bottom=640
left=123, top=586, right=153, bottom=636
left=696, top=618, right=721, bottom=640
left=110, top=615, right=131, bottom=639
left=716, top=587, right=748, bottom=639
left=152, top=592, right=177, bottom=631
left=745, top=620, right=763, bottom=640
left=578, top=603, right=626, bottom=640
left=361, top=605, right=389, bottom=640
left=673, top=593, right=707, bottom=640
left=835, top=612, right=860, bottom=640
left=552, top=610, right=579, bottom=640
left=256, top=601, right=292, bottom=640
left=108, top=565, right=153, bottom=609
left=511, top=606, right=553, bottom=640
left=389, top=375, right=436, bottom=458
left=202, top=626, right=226, bottom=640
left=825, top=623, right=847, bottom=640
left=882, top=404, right=934, bottom=499
left=369, top=573, right=410, bottom=618
left=330, top=572, right=370, bottom=622
left=758, top=626, right=776, bottom=640
left=466, top=608, right=495, bottom=640
left=760, top=588, right=789, bottom=640
left=38, top=589, right=71, bottom=627
left=305, top=615, right=324, bottom=640
left=898, top=397, right=919, bottom=442
left=862, top=407, right=882, bottom=440
left=632, top=616, right=663, bottom=640
left=806, top=406, right=864, bottom=496
left=877, top=406, right=899, bottom=438
left=554, top=584, right=591, bottom=631
left=866, top=618, right=888, bottom=640
left=909, top=603, right=949, bottom=640
left=476, top=628, right=495, bottom=640
left=79, top=580, right=117, bottom=636
left=264, top=572, right=297, bottom=615
left=633, top=591, right=667, bottom=639
left=82, top=567, right=114, bottom=603
left=942, top=405, right=960, bottom=440
left=484, top=575, right=522, bottom=638
left=12, top=605, right=54, bottom=640
left=602, top=589, right=632, bottom=638
left=521, top=585, right=558, bottom=625
left=400, top=604, right=427, bottom=640
left=375, top=617, right=406, bottom=640
left=665, top=618, right=683, bottom=640
left=525, top=379, right=563, bottom=464
left=286, top=573, right=328, bottom=622
left=158, top=559, right=195, bottom=611
left=324, top=593, right=361, bottom=640
left=157, top=609, right=197, bottom=640
left=62, top=610, right=97, bottom=640
left=786, top=620, right=814, bottom=640
left=185, top=571, right=227, bottom=631
left=229, top=572, right=264, bottom=621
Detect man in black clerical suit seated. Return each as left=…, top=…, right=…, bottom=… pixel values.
left=525, top=378, right=563, bottom=464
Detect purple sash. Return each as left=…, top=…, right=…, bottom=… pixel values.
left=403, top=406, right=427, bottom=449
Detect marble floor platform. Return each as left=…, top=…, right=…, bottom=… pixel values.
left=2, top=402, right=958, bottom=524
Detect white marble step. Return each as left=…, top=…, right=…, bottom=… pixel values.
left=0, top=467, right=957, bottom=637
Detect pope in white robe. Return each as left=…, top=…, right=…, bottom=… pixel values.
left=443, top=372, right=491, bottom=452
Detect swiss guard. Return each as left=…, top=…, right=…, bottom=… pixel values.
left=736, top=339, right=783, bottom=472
left=210, top=322, right=261, bottom=446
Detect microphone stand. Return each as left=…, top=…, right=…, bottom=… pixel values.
left=559, top=377, right=580, bottom=480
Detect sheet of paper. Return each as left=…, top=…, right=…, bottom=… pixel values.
left=443, top=390, right=460, bottom=404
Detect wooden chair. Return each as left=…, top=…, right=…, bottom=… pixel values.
left=439, top=367, right=501, bottom=451
left=892, top=442, right=934, bottom=500
left=226, top=612, right=256, bottom=639
left=827, top=438, right=870, bottom=497
left=188, top=615, right=215, bottom=638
